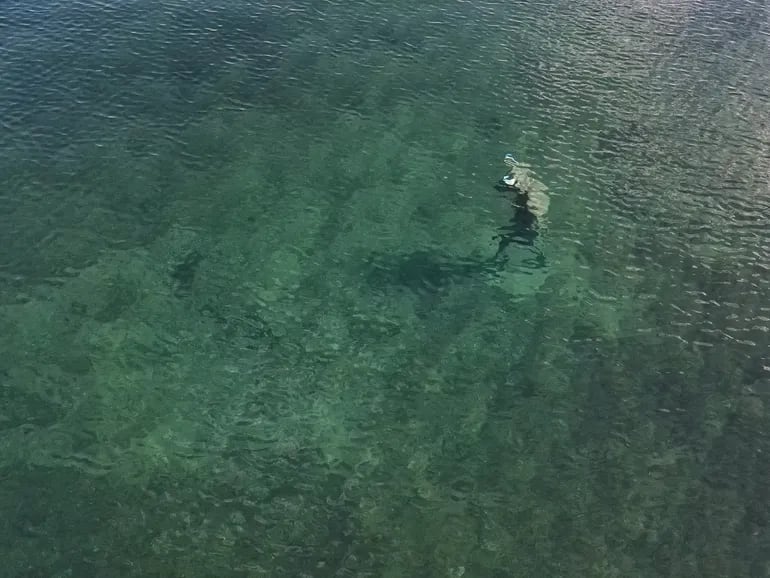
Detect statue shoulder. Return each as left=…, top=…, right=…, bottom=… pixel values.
left=527, top=190, right=550, bottom=218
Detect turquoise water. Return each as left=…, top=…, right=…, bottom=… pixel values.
left=2, top=0, right=770, bottom=575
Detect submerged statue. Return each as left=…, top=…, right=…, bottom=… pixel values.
left=492, top=153, right=549, bottom=265
left=496, top=153, right=550, bottom=218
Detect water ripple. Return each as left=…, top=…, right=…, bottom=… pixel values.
left=2, top=0, right=770, bottom=575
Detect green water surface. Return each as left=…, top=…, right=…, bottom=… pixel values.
left=1, top=0, right=770, bottom=576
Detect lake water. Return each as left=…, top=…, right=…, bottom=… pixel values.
left=2, top=0, right=770, bottom=576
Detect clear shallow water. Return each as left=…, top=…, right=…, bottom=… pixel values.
left=1, top=0, right=769, bottom=575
